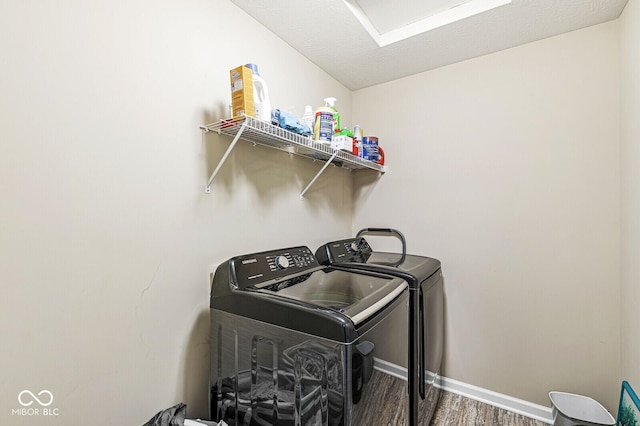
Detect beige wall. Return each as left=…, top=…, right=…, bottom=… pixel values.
left=620, top=0, right=640, bottom=391
left=0, top=0, right=352, bottom=424
left=353, top=21, right=621, bottom=410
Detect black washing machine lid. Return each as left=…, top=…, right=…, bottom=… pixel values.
left=211, top=246, right=408, bottom=341
left=255, top=268, right=407, bottom=326
left=315, top=238, right=441, bottom=285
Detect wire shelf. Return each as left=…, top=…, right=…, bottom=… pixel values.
left=201, top=116, right=387, bottom=173
left=200, top=116, right=386, bottom=196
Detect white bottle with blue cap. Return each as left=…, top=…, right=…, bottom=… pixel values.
left=245, top=63, right=272, bottom=122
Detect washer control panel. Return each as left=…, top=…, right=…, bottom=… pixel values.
left=232, top=246, right=320, bottom=289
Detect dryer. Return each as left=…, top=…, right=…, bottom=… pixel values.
left=315, top=229, right=444, bottom=426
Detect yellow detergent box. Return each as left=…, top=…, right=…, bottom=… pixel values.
left=229, top=65, right=254, bottom=118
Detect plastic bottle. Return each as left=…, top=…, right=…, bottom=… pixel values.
left=245, top=63, right=272, bottom=122
left=300, top=105, right=314, bottom=131
left=377, top=146, right=385, bottom=165
left=353, top=125, right=364, bottom=158
left=324, top=97, right=341, bottom=133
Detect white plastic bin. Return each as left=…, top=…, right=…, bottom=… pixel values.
left=549, top=392, right=615, bottom=426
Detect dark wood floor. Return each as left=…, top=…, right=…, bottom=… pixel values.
left=353, top=370, right=549, bottom=425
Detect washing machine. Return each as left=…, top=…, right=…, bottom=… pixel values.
left=209, top=245, right=409, bottom=425
left=315, top=229, right=444, bottom=426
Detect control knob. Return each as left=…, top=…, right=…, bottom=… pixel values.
left=275, top=255, right=290, bottom=270
left=350, top=241, right=359, bottom=252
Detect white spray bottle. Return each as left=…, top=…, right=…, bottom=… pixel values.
left=324, top=97, right=340, bottom=133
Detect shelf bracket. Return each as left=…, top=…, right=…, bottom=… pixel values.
left=205, top=122, right=246, bottom=193
left=300, top=151, right=339, bottom=199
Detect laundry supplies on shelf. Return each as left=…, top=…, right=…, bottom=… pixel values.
left=200, top=116, right=386, bottom=196
left=271, top=109, right=312, bottom=136
left=324, top=97, right=341, bottom=133
left=245, top=63, right=272, bottom=122
left=229, top=65, right=254, bottom=118
left=313, top=106, right=334, bottom=143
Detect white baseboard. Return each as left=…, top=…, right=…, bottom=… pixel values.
left=373, top=357, right=409, bottom=380
left=373, top=358, right=554, bottom=424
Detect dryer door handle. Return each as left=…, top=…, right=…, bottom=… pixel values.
left=356, top=228, right=407, bottom=258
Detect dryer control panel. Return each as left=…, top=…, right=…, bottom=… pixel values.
left=231, top=246, right=320, bottom=289
left=315, top=238, right=372, bottom=265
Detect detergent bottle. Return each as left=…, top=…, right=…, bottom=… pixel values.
left=245, top=63, right=272, bottom=122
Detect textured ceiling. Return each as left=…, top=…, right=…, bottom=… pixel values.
left=230, top=0, right=628, bottom=90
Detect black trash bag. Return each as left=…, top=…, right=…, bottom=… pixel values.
left=143, top=402, right=187, bottom=426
